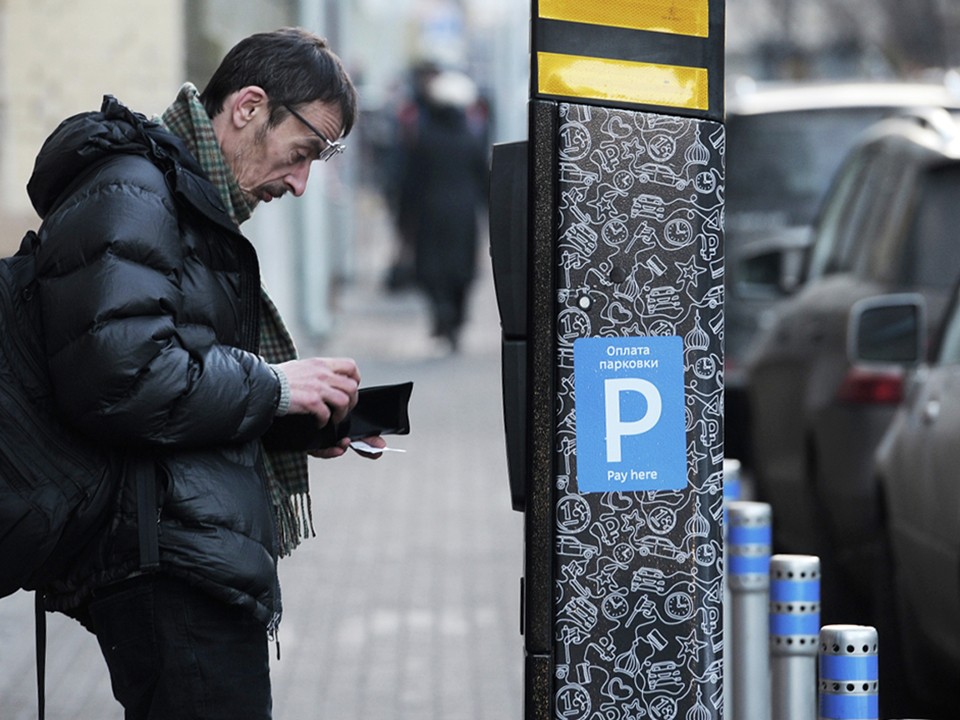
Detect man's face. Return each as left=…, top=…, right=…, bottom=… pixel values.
left=228, top=99, right=344, bottom=207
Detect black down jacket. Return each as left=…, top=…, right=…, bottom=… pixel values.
left=26, top=96, right=282, bottom=626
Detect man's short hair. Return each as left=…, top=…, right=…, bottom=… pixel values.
left=200, top=27, right=358, bottom=137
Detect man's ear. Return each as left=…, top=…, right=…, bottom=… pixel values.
left=230, top=86, right=268, bottom=129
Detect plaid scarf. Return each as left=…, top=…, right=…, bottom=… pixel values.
left=161, top=83, right=313, bottom=557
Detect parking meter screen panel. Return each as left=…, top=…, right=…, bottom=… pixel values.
left=552, top=102, right=724, bottom=719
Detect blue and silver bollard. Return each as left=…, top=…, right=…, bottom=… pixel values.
left=728, top=500, right=772, bottom=720
left=818, top=625, right=879, bottom=720
left=770, top=554, right=820, bottom=720
left=723, top=458, right=743, bottom=719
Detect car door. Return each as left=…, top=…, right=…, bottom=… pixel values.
left=887, top=295, right=960, bottom=666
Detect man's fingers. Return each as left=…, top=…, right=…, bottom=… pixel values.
left=321, top=357, right=361, bottom=383
left=309, top=437, right=350, bottom=459
left=278, top=357, right=360, bottom=420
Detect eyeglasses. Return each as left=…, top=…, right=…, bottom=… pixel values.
left=281, top=102, right=345, bottom=162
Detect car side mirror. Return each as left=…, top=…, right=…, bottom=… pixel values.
left=848, top=294, right=926, bottom=365
left=736, top=230, right=811, bottom=297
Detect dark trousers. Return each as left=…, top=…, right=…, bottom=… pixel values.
left=87, top=574, right=272, bottom=720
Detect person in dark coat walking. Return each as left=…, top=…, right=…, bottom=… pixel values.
left=397, top=70, right=488, bottom=351
left=25, top=28, right=383, bottom=719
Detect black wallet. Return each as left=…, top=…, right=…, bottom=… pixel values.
left=261, top=382, right=413, bottom=452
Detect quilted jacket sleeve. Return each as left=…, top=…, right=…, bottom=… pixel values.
left=35, top=154, right=279, bottom=448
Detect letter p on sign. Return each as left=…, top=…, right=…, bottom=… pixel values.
left=605, top=378, right=661, bottom=462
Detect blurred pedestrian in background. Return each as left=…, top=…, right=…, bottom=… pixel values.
left=382, top=60, right=441, bottom=291
left=396, top=69, right=488, bottom=351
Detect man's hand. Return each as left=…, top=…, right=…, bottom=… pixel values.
left=277, top=357, right=360, bottom=426
left=309, top=435, right=386, bottom=460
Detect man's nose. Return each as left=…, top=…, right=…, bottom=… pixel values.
left=286, top=164, right=311, bottom=197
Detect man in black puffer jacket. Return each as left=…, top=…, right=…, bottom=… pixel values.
left=26, top=28, right=382, bottom=719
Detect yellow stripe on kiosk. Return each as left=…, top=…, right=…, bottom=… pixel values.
left=537, top=52, right=709, bottom=111
left=539, top=0, right=709, bottom=37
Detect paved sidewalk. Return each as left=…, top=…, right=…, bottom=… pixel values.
left=0, top=192, right=525, bottom=719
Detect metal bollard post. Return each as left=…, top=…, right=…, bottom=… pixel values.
left=770, top=554, right=820, bottom=720
left=723, top=458, right=743, bottom=719
left=818, top=625, right=879, bottom=720
left=727, top=500, right=772, bottom=720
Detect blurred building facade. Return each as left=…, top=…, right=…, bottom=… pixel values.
left=0, top=0, right=184, bottom=255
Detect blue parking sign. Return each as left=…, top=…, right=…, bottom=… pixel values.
left=574, top=336, right=688, bottom=493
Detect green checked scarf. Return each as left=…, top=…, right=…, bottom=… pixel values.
left=161, top=83, right=313, bottom=556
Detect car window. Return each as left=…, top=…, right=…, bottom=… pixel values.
left=897, top=164, right=960, bottom=289
left=725, top=107, right=893, bottom=229
left=937, top=298, right=960, bottom=365
left=855, top=152, right=917, bottom=282
left=806, top=152, right=872, bottom=279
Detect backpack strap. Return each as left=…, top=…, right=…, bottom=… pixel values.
left=24, top=228, right=46, bottom=720
left=35, top=592, right=46, bottom=720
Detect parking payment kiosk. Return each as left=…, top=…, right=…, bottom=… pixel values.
left=490, top=3, right=726, bottom=718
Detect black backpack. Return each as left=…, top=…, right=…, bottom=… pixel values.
left=1, top=230, right=160, bottom=720
left=0, top=230, right=118, bottom=598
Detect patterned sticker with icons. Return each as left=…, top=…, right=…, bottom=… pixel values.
left=552, top=102, right=724, bottom=720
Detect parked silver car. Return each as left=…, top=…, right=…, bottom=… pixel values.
left=851, top=292, right=960, bottom=715
left=724, top=81, right=960, bottom=466
left=744, top=106, right=960, bottom=617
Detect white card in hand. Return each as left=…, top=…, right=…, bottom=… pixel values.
left=350, top=440, right=406, bottom=455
